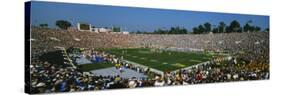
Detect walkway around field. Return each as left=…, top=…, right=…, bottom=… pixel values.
left=90, top=67, right=148, bottom=79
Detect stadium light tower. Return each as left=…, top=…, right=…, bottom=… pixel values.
left=124, top=26, right=127, bottom=32
left=247, top=20, right=253, bottom=32
left=70, top=18, right=74, bottom=27
left=211, top=25, right=217, bottom=33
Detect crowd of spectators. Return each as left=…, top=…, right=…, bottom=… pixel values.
left=32, top=27, right=269, bottom=61
left=164, top=57, right=269, bottom=85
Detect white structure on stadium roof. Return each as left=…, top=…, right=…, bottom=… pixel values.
left=77, top=22, right=129, bottom=34
left=77, top=23, right=93, bottom=32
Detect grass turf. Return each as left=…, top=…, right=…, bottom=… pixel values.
left=78, top=62, right=115, bottom=72
left=99, top=48, right=215, bottom=72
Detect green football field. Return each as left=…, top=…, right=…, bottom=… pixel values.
left=98, top=48, right=217, bottom=72
left=78, top=62, right=115, bottom=72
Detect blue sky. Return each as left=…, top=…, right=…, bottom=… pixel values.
left=30, top=1, right=269, bottom=32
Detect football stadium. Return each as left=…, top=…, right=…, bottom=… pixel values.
left=27, top=1, right=269, bottom=94
left=29, top=27, right=269, bottom=93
